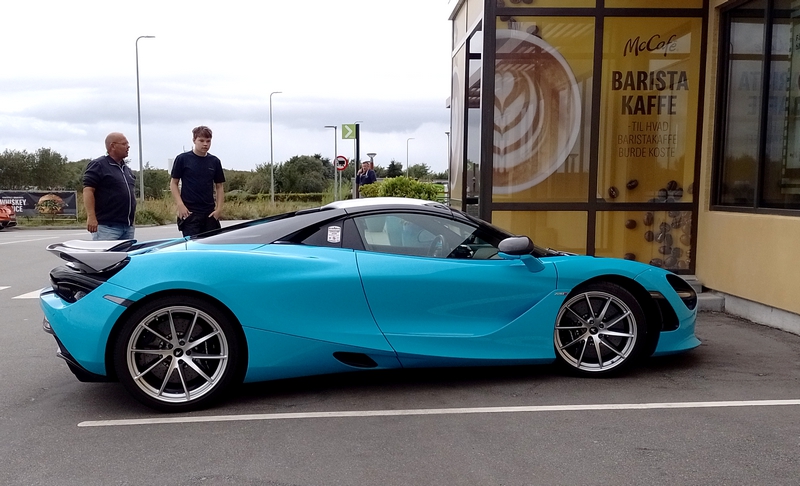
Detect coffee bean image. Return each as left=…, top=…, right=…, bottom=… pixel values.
left=608, top=186, right=619, bottom=198
left=643, top=212, right=654, bottom=226
left=659, top=245, right=671, bottom=255
left=624, top=253, right=636, bottom=260
left=670, top=188, right=684, bottom=200
left=680, top=234, right=691, bottom=246
left=687, top=182, right=694, bottom=194
left=678, top=260, right=688, bottom=269
left=665, top=256, right=678, bottom=268
left=681, top=221, right=691, bottom=234
left=668, top=210, right=680, bottom=218
left=659, top=222, right=671, bottom=233
left=665, top=233, right=674, bottom=246
left=655, top=231, right=666, bottom=243
left=671, top=218, right=682, bottom=229
left=526, top=25, right=541, bottom=36
left=626, top=179, right=639, bottom=190
left=625, top=219, right=637, bottom=229
left=672, top=247, right=683, bottom=258
left=644, top=230, right=654, bottom=242
left=666, top=180, right=679, bottom=191
left=657, top=188, right=668, bottom=201
left=649, top=258, right=664, bottom=267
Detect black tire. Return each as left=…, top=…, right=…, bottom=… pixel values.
left=113, top=295, right=243, bottom=412
left=553, top=282, right=647, bottom=377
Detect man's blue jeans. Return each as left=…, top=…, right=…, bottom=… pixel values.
left=93, top=224, right=135, bottom=241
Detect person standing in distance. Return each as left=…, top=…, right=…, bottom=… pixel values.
left=83, top=132, right=137, bottom=240
left=170, top=126, right=226, bottom=237
left=356, top=161, right=377, bottom=190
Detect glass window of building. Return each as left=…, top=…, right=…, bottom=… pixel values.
left=715, top=0, right=800, bottom=211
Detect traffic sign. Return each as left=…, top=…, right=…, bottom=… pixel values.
left=335, top=155, right=349, bottom=171
left=342, top=124, right=356, bottom=139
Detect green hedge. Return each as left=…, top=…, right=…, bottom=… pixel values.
left=359, top=177, right=440, bottom=201
left=225, top=191, right=324, bottom=203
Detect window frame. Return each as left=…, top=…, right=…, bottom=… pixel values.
left=712, top=0, right=800, bottom=215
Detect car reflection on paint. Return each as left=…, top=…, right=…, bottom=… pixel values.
left=40, top=197, right=700, bottom=412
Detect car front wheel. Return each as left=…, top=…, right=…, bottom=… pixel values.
left=114, top=295, right=242, bottom=412
left=553, top=282, right=646, bottom=376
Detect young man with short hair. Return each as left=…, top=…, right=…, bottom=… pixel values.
left=170, top=126, right=226, bottom=237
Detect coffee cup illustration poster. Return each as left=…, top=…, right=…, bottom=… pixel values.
left=493, top=28, right=583, bottom=196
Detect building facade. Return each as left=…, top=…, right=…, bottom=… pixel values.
left=448, top=0, right=800, bottom=326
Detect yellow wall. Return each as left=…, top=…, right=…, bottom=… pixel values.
left=696, top=1, right=800, bottom=315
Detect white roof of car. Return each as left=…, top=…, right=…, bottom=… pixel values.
left=323, top=197, right=447, bottom=210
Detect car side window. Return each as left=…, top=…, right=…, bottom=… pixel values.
left=353, top=213, right=500, bottom=260
left=288, top=218, right=363, bottom=249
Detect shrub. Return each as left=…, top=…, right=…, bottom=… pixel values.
left=360, top=177, right=440, bottom=201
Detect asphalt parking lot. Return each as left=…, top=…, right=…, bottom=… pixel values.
left=1, top=225, right=799, bottom=485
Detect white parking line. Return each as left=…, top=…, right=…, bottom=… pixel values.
left=0, top=236, right=60, bottom=245
left=13, top=289, right=43, bottom=299
left=0, top=286, right=9, bottom=291
left=78, top=399, right=800, bottom=428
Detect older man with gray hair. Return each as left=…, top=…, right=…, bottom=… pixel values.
left=82, top=132, right=137, bottom=240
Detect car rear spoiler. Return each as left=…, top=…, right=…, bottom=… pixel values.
left=46, top=240, right=134, bottom=273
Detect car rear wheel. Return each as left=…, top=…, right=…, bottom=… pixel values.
left=114, top=295, right=242, bottom=412
left=553, top=282, right=646, bottom=376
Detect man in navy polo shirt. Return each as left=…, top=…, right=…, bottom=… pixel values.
left=170, top=126, right=226, bottom=237
left=83, top=132, right=137, bottom=240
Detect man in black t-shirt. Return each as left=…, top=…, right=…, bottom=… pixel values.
left=170, top=126, right=226, bottom=237
left=83, top=132, right=137, bottom=240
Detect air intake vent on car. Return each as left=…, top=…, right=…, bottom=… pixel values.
left=333, top=352, right=378, bottom=368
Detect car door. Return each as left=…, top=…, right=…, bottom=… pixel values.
left=351, top=212, right=557, bottom=362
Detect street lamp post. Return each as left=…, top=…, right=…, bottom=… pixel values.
left=406, top=137, right=414, bottom=178
left=135, top=35, right=155, bottom=204
left=269, top=91, right=282, bottom=204
left=325, top=125, right=338, bottom=200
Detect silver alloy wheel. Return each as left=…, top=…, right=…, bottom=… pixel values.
left=554, top=290, right=638, bottom=373
left=126, top=305, right=229, bottom=404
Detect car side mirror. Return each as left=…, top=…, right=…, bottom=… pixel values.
left=498, top=236, right=544, bottom=273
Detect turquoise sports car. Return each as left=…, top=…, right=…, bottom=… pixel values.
left=40, top=197, right=699, bottom=412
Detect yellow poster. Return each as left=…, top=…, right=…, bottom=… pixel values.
left=492, top=16, right=595, bottom=203
left=598, top=17, right=702, bottom=204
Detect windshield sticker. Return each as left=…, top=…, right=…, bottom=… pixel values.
left=327, top=226, right=342, bottom=243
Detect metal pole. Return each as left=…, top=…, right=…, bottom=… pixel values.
left=325, top=125, right=337, bottom=200
left=269, top=91, right=282, bottom=204
left=353, top=120, right=362, bottom=199
left=135, top=35, right=154, bottom=204
left=406, top=137, right=414, bottom=178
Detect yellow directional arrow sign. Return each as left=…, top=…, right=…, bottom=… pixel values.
left=342, top=124, right=356, bottom=139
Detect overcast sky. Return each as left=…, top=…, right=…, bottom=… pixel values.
left=0, top=0, right=454, bottom=174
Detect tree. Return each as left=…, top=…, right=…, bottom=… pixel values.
left=407, top=163, right=431, bottom=180
left=223, top=169, right=250, bottom=192
left=141, top=163, right=171, bottom=199
left=0, top=149, right=32, bottom=189
left=276, top=154, right=332, bottom=193
left=30, top=148, right=67, bottom=189
left=386, top=160, right=404, bottom=178
left=245, top=163, right=273, bottom=194
left=63, top=160, right=90, bottom=191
